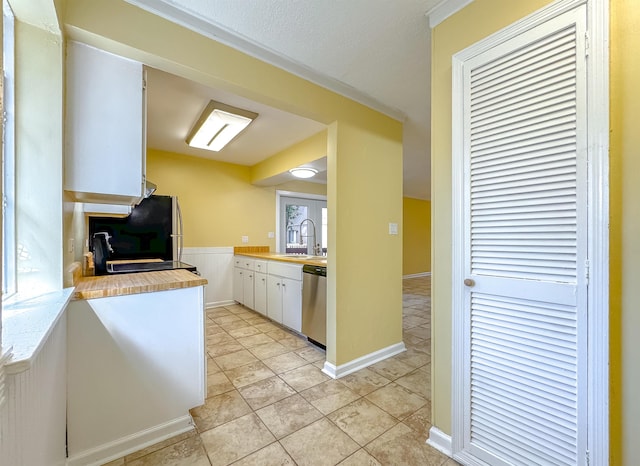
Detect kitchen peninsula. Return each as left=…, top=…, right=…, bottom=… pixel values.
left=235, top=251, right=327, bottom=267
left=67, top=269, right=207, bottom=466
left=233, top=247, right=327, bottom=347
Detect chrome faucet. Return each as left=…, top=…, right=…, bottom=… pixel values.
left=94, top=231, right=114, bottom=253
left=299, top=218, right=321, bottom=256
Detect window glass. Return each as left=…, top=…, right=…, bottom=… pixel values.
left=285, top=204, right=308, bottom=253
left=278, top=195, right=326, bottom=255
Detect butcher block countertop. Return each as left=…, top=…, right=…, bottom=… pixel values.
left=235, top=251, right=327, bottom=267
left=73, top=269, right=207, bottom=300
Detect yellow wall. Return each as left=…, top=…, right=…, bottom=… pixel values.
left=62, top=0, right=403, bottom=369
left=403, top=197, right=431, bottom=276
left=430, top=0, right=557, bottom=439
left=328, top=121, right=403, bottom=365
left=610, top=1, right=639, bottom=463
left=251, top=130, right=327, bottom=184
left=147, top=149, right=326, bottom=249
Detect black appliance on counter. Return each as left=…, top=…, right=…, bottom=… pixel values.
left=89, top=195, right=196, bottom=275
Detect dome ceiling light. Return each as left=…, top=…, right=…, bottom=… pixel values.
left=289, top=167, right=318, bottom=179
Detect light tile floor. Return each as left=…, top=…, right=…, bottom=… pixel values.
left=104, top=276, right=458, bottom=466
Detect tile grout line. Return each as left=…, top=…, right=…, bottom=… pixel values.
left=113, top=277, right=438, bottom=465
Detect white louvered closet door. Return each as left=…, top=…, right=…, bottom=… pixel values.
left=453, top=3, right=588, bottom=466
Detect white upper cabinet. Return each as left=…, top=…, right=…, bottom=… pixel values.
left=65, top=41, right=146, bottom=205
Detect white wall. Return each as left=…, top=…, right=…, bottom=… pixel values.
left=14, top=20, right=64, bottom=295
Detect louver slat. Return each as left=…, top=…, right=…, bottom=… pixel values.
left=471, top=27, right=576, bottom=89
left=469, top=33, right=577, bottom=282
left=463, top=18, right=582, bottom=466
left=469, top=294, right=579, bottom=463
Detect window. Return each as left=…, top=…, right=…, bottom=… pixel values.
left=2, top=0, right=16, bottom=298
left=277, top=193, right=327, bottom=255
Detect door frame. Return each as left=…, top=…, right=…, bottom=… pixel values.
left=275, top=190, right=327, bottom=253
left=450, top=0, right=609, bottom=463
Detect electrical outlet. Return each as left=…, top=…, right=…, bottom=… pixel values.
left=268, top=232, right=275, bottom=238
left=241, top=236, right=249, bottom=243
left=388, top=223, right=398, bottom=235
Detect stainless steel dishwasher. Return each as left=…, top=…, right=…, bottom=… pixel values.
left=302, top=264, right=327, bottom=349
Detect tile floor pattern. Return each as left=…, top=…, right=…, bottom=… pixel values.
left=104, top=276, right=458, bottom=466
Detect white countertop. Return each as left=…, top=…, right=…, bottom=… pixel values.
left=2, top=288, right=74, bottom=374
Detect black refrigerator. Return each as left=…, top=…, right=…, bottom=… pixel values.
left=88, top=195, right=193, bottom=274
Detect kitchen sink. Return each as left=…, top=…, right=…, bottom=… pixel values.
left=272, top=254, right=326, bottom=260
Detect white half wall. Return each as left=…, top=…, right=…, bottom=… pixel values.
left=0, top=312, right=67, bottom=466
left=181, top=247, right=234, bottom=308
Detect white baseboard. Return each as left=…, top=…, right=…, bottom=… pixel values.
left=426, top=426, right=452, bottom=457
left=206, top=299, right=236, bottom=309
left=403, top=272, right=432, bottom=279
left=66, top=415, right=194, bottom=466
left=322, top=342, right=406, bottom=379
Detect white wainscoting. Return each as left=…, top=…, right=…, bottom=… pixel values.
left=181, top=247, right=235, bottom=308
left=0, top=313, right=67, bottom=466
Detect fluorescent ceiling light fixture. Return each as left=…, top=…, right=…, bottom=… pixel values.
left=186, top=101, right=258, bottom=152
left=289, top=167, right=318, bottom=179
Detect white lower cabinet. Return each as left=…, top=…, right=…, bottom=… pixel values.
left=233, top=267, right=244, bottom=303
left=254, top=272, right=267, bottom=316
left=233, top=256, right=303, bottom=331
left=281, top=277, right=302, bottom=331
left=243, top=269, right=255, bottom=309
left=267, top=275, right=284, bottom=323
left=266, top=261, right=303, bottom=332
left=233, top=257, right=255, bottom=307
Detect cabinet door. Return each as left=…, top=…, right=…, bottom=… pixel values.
left=65, top=41, right=146, bottom=205
left=254, top=272, right=267, bottom=316
left=233, top=268, right=244, bottom=304
left=243, top=271, right=255, bottom=310
left=282, top=278, right=302, bottom=332
left=267, top=275, right=283, bottom=324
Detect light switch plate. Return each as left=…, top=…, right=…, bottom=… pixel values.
left=389, top=223, right=398, bottom=235
left=241, top=236, right=249, bottom=243
left=268, top=231, right=275, bottom=238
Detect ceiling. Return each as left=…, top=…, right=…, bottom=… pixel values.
left=145, top=67, right=327, bottom=168
left=135, top=0, right=451, bottom=199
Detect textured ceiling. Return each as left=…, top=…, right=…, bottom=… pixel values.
left=132, top=0, right=441, bottom=199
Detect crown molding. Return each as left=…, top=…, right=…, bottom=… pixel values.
left=425, top=0, right=474, bottom=29
left=125, top=0, right=406, bottom=122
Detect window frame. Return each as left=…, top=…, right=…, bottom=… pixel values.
left=275, top=190, right=327, bottom=255
left=2, top=0, right=16, bottom=299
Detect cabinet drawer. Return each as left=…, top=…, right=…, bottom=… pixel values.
left=234, top=256, right=255, bottom=270
left=268, top=261, right=302, bottom=280
left=242, top=258, right=255, bottom=270
left=254, top=260, right=268, bottom=273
